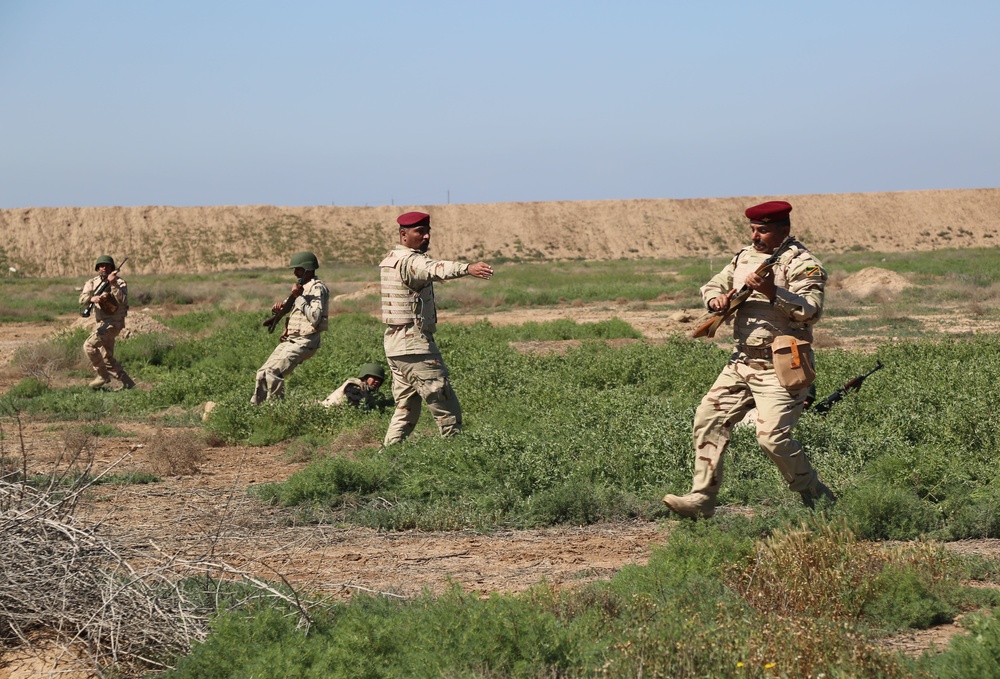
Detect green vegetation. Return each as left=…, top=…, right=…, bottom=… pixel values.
left=167, top=516, right=1000, bottom=678
left=5, top=248, right=1000, bottom=675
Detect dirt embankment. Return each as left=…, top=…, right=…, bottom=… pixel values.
left=2, top=189, right=998, bottom=277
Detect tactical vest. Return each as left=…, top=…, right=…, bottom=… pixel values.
left=380, top=249, right=437, bottom=334
left=731, top=244, right=814, bottom=345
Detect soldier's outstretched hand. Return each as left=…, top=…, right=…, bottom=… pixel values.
left=468, top=262, right=494, bottom=280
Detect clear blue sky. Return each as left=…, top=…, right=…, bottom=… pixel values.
left=2, top=1, right=998, bottom=208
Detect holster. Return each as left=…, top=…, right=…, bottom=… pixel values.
left=97, top=294, right=120, bottom=315
left=771, top=335, right=815, bottom=391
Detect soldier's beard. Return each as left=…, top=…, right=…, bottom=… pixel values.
left=419, top=242, right=430, bottom=253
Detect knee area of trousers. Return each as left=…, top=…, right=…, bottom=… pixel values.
left=421, top=379, right=454, bottom=405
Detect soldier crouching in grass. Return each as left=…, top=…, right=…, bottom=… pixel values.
left=251, top=252, right=329, bottom=405
left=79, top=255, right=135, bottom=390
left=380, top=211, right=494, bottom=446
left=663, top=201, right=835, bottom=518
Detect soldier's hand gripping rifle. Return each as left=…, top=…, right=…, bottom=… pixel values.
left=691, top=237, right=795, bottom=339
left=262, top=277, right=305, bottom=334
left=81, top=257, right=128, bottom=318
left=810, top=362, right=884, bottom=415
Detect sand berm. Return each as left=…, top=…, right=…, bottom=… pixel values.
left=2, top=189, right=998, bottom=277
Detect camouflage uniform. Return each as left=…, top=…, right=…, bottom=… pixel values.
left=251, top=277, right=329, bottom=404
left=79, top=268, right=133, bottom=389
left=669, top=238, right=831, bottom=516
left=322, top=377, right=377, bottom=410
left=380, top=244, right=470, bottom=445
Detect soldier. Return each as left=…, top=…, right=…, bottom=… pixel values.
left=251, top=251, right=329, bottom=405
left=663, top=200, right=834, bottom=518
left=79, top=255, right=135, bottom=390
left=380, top=211, right=494, bottom=446
left=321, top=363, right=386, bottom=410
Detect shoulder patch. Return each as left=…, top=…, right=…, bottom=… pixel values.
left=804, top=265, right=826, bottom=279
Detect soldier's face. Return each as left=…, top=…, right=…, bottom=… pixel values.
left=364, top=376, right=383, bottom=390
left=400, top=225, right=431, bottom=253
left=96, top=263, right=112, bottom=277
left=750, top=223, right=789, bottom=254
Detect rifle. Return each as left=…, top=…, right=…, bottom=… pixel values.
left=262, top=277, right=305, bottom=334
left=81, top=257, right=128, bottom=318
left=810, top=362, right=884, bottom=415
left=691, top=237, right=795, bottom=339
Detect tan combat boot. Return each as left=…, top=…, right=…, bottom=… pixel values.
left=89, top=374, right=111, bottom=389
left=662, top=492, right=716, bottom=519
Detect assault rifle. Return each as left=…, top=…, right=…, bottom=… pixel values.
left=810, top=362, right=884, bottom=415
left=691, top=237, right=795, bottom=339
left=262, top=277, right=305, bottom=334
left=81, top=257, right=128, bottom=318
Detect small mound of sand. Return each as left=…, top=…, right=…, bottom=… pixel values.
left=838, top=267, right=913, bottom=299
left=69, top=310, right=172, bottom=339
left=333, top=282, right=380, bottom=302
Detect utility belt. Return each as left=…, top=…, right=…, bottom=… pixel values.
left=736, top=342, right=773, bottom=360
left=738, top=337, right=816, bottom=391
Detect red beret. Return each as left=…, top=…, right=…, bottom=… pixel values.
left=397, top=211, right=430, bottom=227
left=745, top=201, right=792, bottom=223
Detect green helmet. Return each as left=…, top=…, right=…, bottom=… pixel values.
left=94, top=255, right=115, bottom=271
left=289, top=251, right=319, bottom=271
left=358, top=363, right=385, bottom=381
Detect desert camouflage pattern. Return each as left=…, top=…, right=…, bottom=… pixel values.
left=322, top=377, right=376, bottom=410
left=383, top=354, right=461, bottom=446
left=690, top=356, right=819, bottom=497
left=285, top=278, right=329, bottom=337
left=683, top=238, right=830, bottom=504
left=379, top=245, right=473, bottom=444
left=251, top=334, right=321, bottom=404
left=79, top=274, right=131, bottom=386
left=380, top=245, right=469, bottom=357
left=79, top=275, right=128, bottom=324
left=251, top=277, right=328, bottom=404
left=701, top=239, right=826, bottom=348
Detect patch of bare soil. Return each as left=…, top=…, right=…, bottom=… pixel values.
left=837, top=267, right=914, bottom=300
left=71, top=434, right=664, bottom=601
left=877, top=620, right=969, bottom=658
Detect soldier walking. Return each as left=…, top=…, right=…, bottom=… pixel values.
left=663, top=201, right=834, bottom=518
left=251, top=252, right=329, bottom=404
left=380, top=211, right=493, bottom=446
left=79, top=255, right=135, bottom=390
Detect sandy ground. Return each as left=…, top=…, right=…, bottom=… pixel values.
left=2, top=188, right=1000, bottom=277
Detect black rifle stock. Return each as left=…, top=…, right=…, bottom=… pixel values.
left=81, top=257, right=128, bottom=318
left=262, top=277, right=305, bottom=334
left=810, top=362, right=884, bottom=415
left=691, top=237, right=795, bottom=339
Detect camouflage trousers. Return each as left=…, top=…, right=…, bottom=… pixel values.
left=251, top=334, right=321, bottom=405
left=383, top=353, right=462, bottom=446
left=689, top=355, right=820, bottom=498
left=84, top=321, right=127, bottom=380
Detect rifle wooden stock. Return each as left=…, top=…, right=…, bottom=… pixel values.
left=689, top=237, right=794, bottom=340
left=81, top=257, right=128, bottom=318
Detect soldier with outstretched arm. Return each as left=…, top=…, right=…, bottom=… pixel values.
left=663, top=201, right=835, bottom=518
left=380, top=211, right=494, bottom=446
